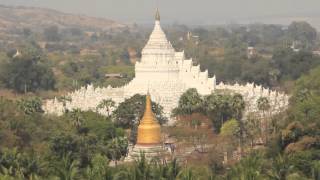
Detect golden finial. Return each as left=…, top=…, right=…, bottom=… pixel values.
left=155, top=8, right=160, bottom=21
left=136, top=94, right=161, bottom=145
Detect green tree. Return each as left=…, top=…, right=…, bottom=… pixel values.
left=312, top=161, right=320, bottom=180
left=204, top=93, right=243, bottom=133
left=228, top=153, right=265, bottom=180
left=57, top=96, right=72, bottom=113
left=173, top=88, right=203, bottom=116
left=53, top=153, right=79, bottom=180
left=267, top=154, right=294, bottom=180
left=257, top=97, right=270, bottom=116
left=106, top=137, right=128, bottom=166
left=257, top=97, right=271, bottom=143
left=271, top=49, right=320, bottom=81
left=231, top=93, right=245, bottom=120
left=290, top=66, right=320, bottom=123
left=177, top=167, right=196, bottom=180
left=0, top=54, right=55, bottom=93
left=0, top=148, right=44, bottom=179
left=287, top=21, right=317, bottom=47
left=97, top=99, right=115, bottom=117
left=165, top=158, right=181, bottom=180
left=220, top=119, right=240, bottom=137
left=69, top=109, right=84, bottom=130
left=113, top=94, right=166, bottom=144
left=231, top=93, right=246, bottom=155
left=85, top=154, right=112, bottom=180
left=245, top=113, right=262, bottom=148
left=17, top=97, right=43, bottom=115
left=204, top=93, right=225, bottom=132
left=50, top=134, right=79, bottom=159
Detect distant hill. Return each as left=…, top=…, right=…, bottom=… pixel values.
left=0, top=5, right=126, bottom=32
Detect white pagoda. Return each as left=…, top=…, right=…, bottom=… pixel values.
left=44, top=10, right=289, bottom=124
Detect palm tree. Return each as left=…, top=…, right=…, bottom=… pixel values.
left=148, top=157, right=166, bottom=179
left=228, top=153, right=265, bottom=180
left=113, top=165, right=140, bottom=180
left=245, top=113, right=261, bottom=148
left=231, top=94, right=245, bottom=121
left=69, top=109, right=83, bottom=130
left=106, top=137, right=128, bottom=166
left=97, top=99, right=115, bottom=117
left=257, top=97, right=271, bottom=115
left=231, top=94, right=246, bottom=157
left=312, top=161, right=320, bottom=180
left=267, top=154, right=293, bottom=180
left=134, top=153, right=151, bottom=180
left=58, top=96, right=71, bottom=113
left=53, top=153, right=78, bottom=180
left=85, top=154, right=112, bottom=180
left=0, top=148, right=45, bottom=179
left=167, top=158, right=181, bottom=180
left=177, top=167, right=196, bottom=180
left=257, top=97, right=271, bottom=143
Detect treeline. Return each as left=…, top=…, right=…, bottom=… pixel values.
left=169, top=66, right=320, bottom=179
left=173, top=89, right=245, bottom=133
left=0, top=44, right=136, bottom=93
left=201, top=48, right=320, bottom=88
left=190, top=21, right=319, bottom=88
left=0, top=96, right=129, bottom=179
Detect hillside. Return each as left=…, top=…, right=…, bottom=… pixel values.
left=0, top=5, right=126, bottom=32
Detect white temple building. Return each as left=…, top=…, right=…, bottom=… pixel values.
left=44, top=10, right=289, bottom=124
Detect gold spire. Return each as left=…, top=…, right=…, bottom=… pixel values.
left=155, top=8, right=160, bottom=21
left=136, top=94, right=161, bottom=145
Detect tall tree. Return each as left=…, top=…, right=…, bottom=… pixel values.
left=58, top=96, right=72, bottom=113
left=173, top=88, right=203, bottom=116
left=96, top=99, right=115, bottom=117
left=69, top=109, right=84, bottom=130
left=53, top=153, right=79, bottom=180
left=257, top=97, right=271, bottom=143
left=287, top=21, right=317, bottom=47
left=106, top=137, right=128, bottom=166
left=230, top=93, right=245, bottom=121
left=267, top=154, right=293, bottom=180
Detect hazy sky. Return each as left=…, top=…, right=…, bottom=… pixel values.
left=1, top=0, right=320, bottom=27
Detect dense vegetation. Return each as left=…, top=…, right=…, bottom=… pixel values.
left=0, top=48, right=55, bottom=93
left=168, top=67, right=320, bottom=179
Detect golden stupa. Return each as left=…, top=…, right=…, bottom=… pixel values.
left=136, top=94, right=161, bottom=145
